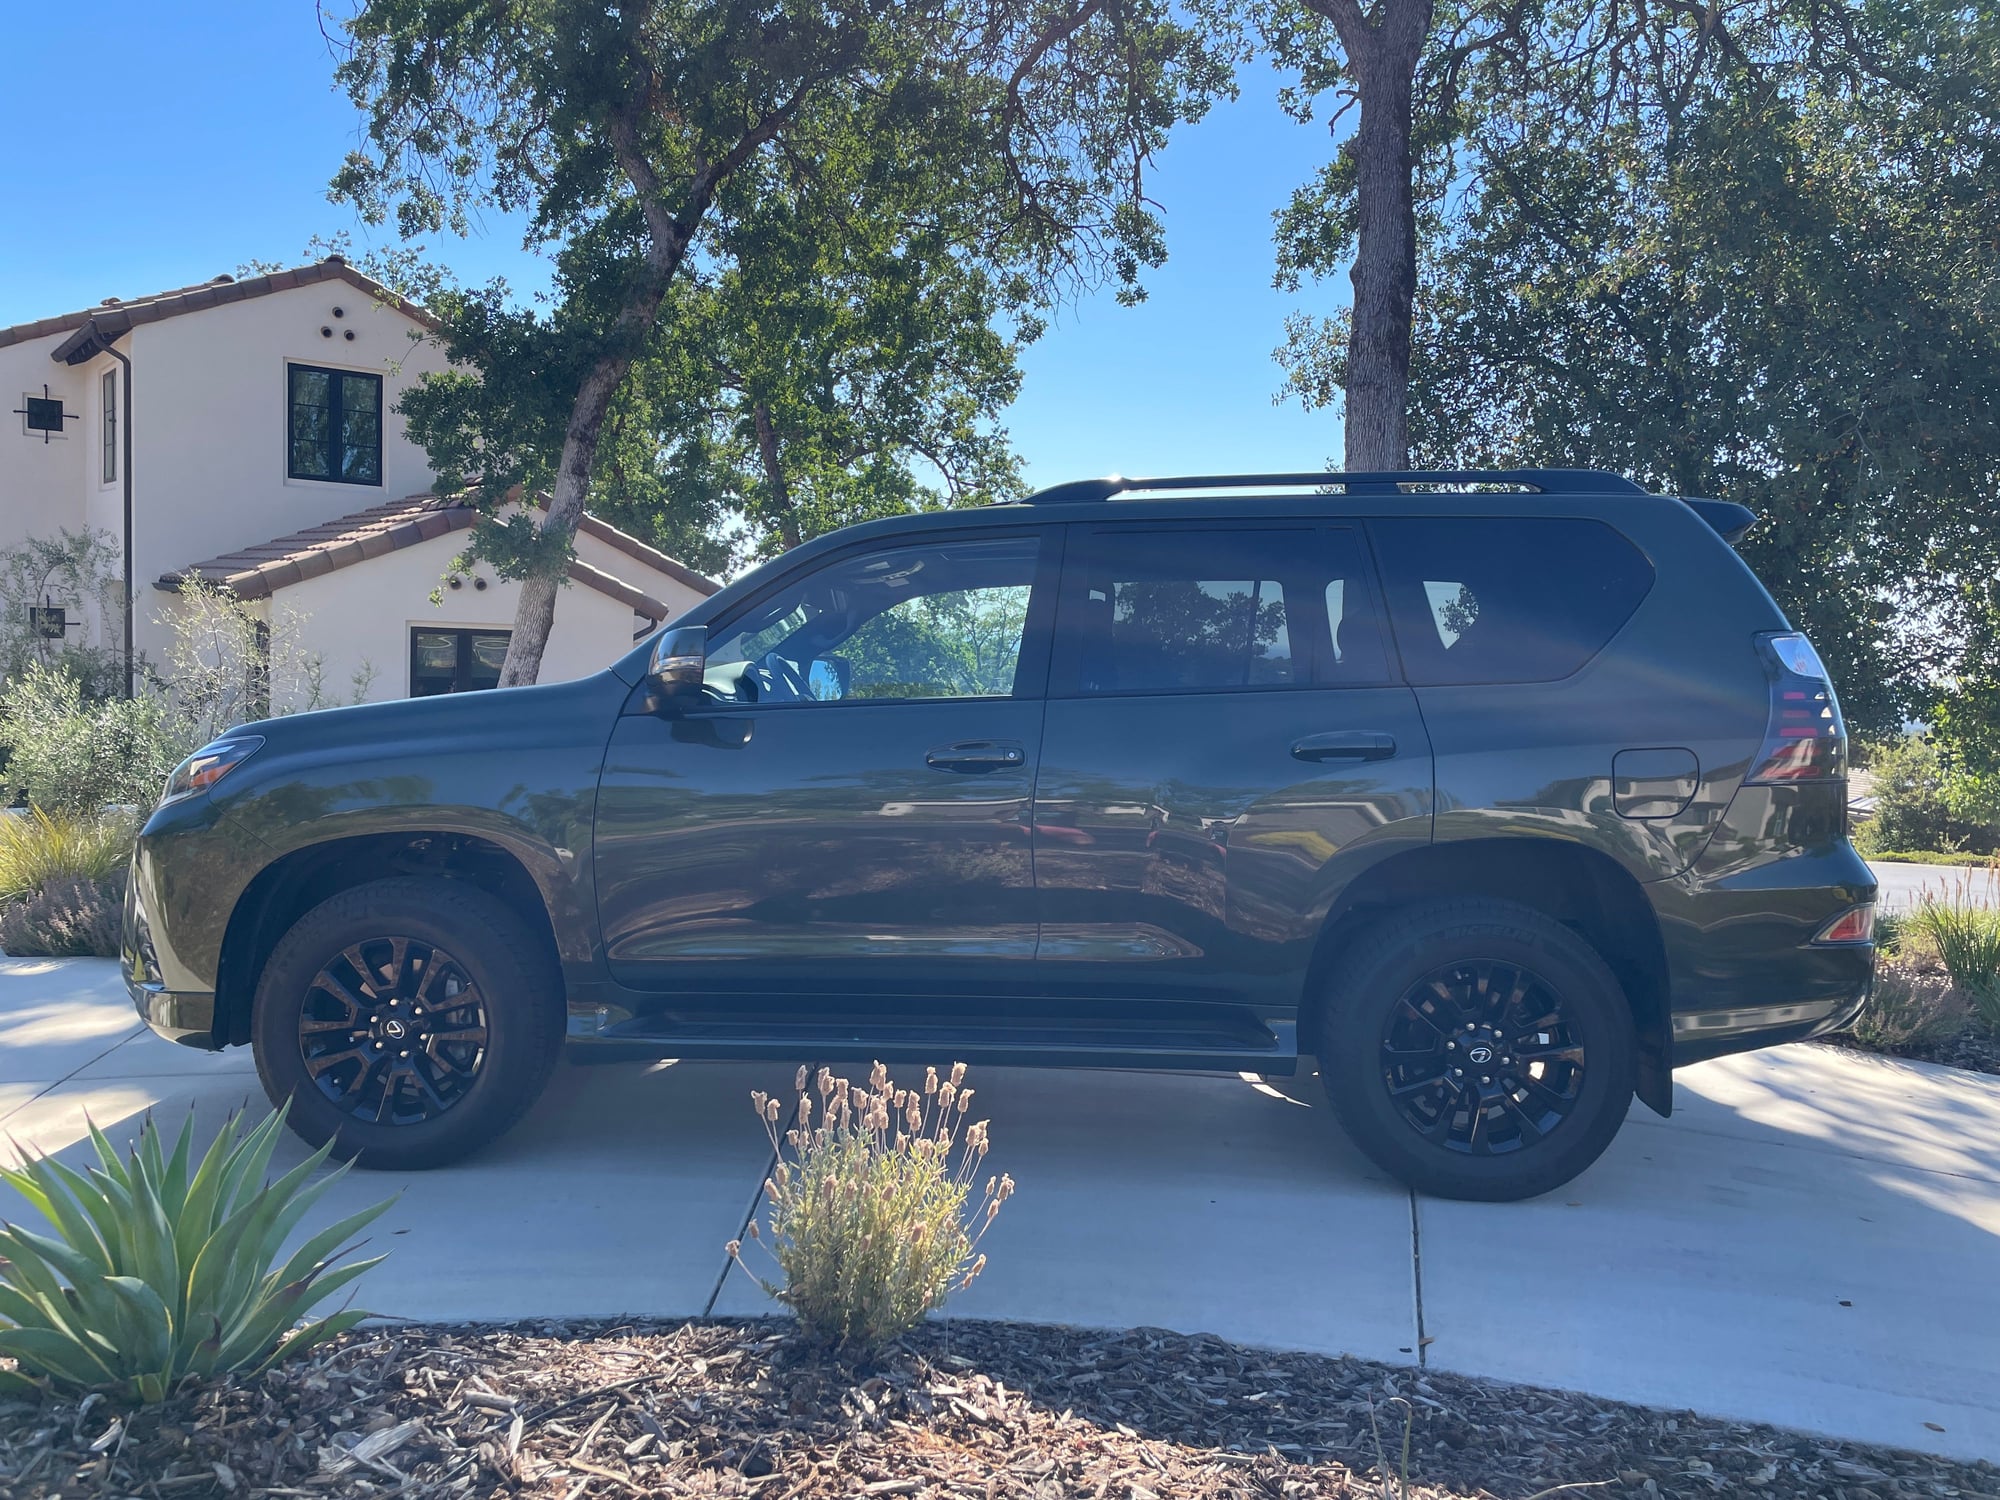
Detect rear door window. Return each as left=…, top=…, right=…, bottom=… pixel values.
left=1369, top=518, right=1654, bottom=685
left=1054, top=526, right=1390, bottom=694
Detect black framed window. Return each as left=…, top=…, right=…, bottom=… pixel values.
left=288, top=363, right=383, bottom=485
left=410, top=628, right=510, bottom=696
left=1053, top=525, right=1391, bottom=696
left=701, top=533, right=1048, bottom=706
left=101, top=370, right=116, bottom=483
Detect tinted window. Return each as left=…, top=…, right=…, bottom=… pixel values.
left=1370, top=518, right=1653, bottom=684
left=1061, top=527, right=1388, bottom=694
left=410, top=628, right=510, bottom=695
left=703, top=535, right=1040, bottom=705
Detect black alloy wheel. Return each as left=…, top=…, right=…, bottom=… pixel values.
left=1317, top=899, right=1635, bottom=1201
left=253, top=877, right=564, bottom=1169
left=299, top=938, right=491, bottom=1126
left=1379, top=959, right=1585, bottom=1156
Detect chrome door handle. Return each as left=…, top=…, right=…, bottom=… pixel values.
left=1292, top=731, right=1397, bottom=763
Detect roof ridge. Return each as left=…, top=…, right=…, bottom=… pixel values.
left=0, top=257, right=440, bottom=353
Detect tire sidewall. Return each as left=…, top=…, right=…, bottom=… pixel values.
left=1320, top=904, right=1636, bottom=1201
left=252, top=879, right=560, bottom=1169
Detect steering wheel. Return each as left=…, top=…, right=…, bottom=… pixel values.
left=759, top=651, right=814, bottom=703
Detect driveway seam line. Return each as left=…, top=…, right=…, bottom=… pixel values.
left=0, top=1023, right=148, bottom=1130
left=1409, top=1189, right=1427, bottom=1368
left=1622, top=1112, right=2000, bottom=1187
left=704, top=1142, right=778, bottom=1318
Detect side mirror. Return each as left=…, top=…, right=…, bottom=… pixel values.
left=808, top=655, right=852, bottom=701
left=647, top=625, right=708, bottom=707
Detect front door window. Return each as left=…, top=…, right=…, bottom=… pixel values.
left=700, top=535, right=1041, bottom=707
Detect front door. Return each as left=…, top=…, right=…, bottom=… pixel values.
left=1031, top=521, right=1433, bottom=1025
left=594, top=528, right=1056, bottom=1001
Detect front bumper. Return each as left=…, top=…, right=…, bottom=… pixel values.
left=125, top=976, right=220, bottom=1048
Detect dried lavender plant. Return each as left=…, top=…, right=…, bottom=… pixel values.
left=729, top=1062, right=1013, bottom=1352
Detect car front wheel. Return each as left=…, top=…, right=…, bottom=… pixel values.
left=252, top=877, right=564, bottom=1169
left=1317, top=899, right=1636, bottom=1201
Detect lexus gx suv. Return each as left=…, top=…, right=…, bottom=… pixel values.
left=124, top=469, right=1876, bottom=1200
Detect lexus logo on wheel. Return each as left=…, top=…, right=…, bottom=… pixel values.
left=1467, top=1043, right=1495, bottom=1065
left=382, top=1018, right=408, bottom=1040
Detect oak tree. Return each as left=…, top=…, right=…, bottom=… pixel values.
left=330, top=0, right=1230, bottom=683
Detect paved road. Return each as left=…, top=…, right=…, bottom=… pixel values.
left=2, top=957, right=1997, bottom=1464
left=1869, top=860, right=1998, bottom=913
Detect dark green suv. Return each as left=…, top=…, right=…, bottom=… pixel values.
left=124, top=469, right=1876, bottom=1200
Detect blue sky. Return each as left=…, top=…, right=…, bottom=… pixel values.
left=0, top=5, right=1348, bottom=489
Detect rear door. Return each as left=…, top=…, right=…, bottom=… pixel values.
left=1030, top=521, right=1433, bottom=1025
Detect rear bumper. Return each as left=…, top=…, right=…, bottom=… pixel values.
left=1670, top=972, right=1872, bottom=1066
left=1657, top=819, right=1876, bottom=1068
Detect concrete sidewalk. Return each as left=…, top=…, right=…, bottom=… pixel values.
left=2, top=956, right=1996, bottom=1463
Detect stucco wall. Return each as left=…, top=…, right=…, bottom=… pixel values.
left=0, top=330, right=93, bottom=562
left=218, top=525, right=646, bottom=709
left=122, top=283, right=451, bottom=670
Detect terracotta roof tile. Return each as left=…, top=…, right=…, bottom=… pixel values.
left=1, top=257, right=440, bottom=353
left=158, top=493, right=704, bottom=625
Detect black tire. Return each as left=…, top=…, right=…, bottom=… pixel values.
left=252, top=877, right=564, bottom=1170
left=1316, top=899, right=1635, bottom=1202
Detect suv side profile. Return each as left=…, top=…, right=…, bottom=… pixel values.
left=124, top=469, right=1876, bottom=1201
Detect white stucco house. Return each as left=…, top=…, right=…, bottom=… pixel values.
left=1, top=255, right=716, bottom=705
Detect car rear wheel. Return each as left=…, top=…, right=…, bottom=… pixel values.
left=1317, top=899, right=1635, bottom=1201
left=252, top=877, right=564, bottom=1169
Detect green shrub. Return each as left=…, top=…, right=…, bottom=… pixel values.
left=1909, top=885, right=2000, bottom=1035
left=0, top=806, right=136, bottom=903
left=0, top=1106, right=394, bottom=1401
left=0, top=665, right=188, bottom=816
left=0, top=872, right=125, bottom=958
left=1847, top=968, right=1964, bottom=1051
left=729, top=1062, right=1013, bottom=1353
left=1856, top=736, right=2000, bottom=857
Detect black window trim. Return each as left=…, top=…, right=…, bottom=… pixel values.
left=665, top=523, right=1064, bottom=715
left=287, top=361, right=385, bottom=487
left=409, top=626, right=511, bottom=696
left=1046, top=519, right=1395, bottom=700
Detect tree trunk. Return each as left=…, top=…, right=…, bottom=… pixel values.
left=497, top=351, right=636, bottom=686
left=1308, top=0, right=1432, bottom=472
left=751, top=399, right=802, bottom=549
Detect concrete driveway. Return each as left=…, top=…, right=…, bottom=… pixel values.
left=2, top=957, right=1997, bottom=1464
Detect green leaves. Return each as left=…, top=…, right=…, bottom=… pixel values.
left=0, top=1105, right=395, bottom=1400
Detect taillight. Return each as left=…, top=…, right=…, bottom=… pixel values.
left=1745, top=632, right=1847, bottom=784
left=1812, top=903, right=1875, bottom=944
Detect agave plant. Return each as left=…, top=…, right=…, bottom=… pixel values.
left=0, top=1105, right=395, bottom=1400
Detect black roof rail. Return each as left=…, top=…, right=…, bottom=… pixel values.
left=1019, top=468, right=1649, bottom=503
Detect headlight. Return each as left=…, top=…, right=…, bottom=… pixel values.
left=160, top=736, right=264, bottom=807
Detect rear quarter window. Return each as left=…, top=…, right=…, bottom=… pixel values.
left=1369, top=517, right=1654, bottom=685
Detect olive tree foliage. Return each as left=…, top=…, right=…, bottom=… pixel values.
left=328, top=0, right=1235, bottom=683
left=1341, top=0, right=2000, bottom=739
left=0, top=530, right=127, bottom=702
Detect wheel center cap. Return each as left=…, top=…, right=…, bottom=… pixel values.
left=382, top=1018, right=408, bottom=1040
left=1467, top=1042, right=1495, bottom=1065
